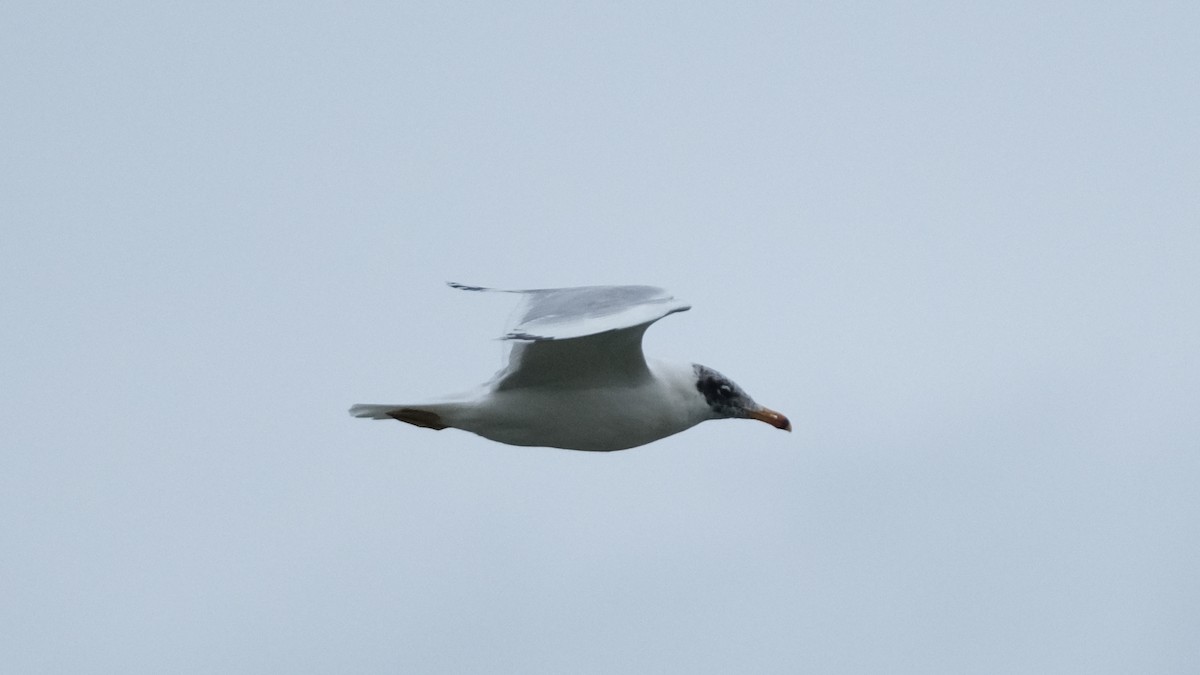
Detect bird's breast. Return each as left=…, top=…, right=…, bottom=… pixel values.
left=459, top=382, right=699, bottom=451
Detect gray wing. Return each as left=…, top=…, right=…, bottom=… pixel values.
left=448, top=283, right=691, bottom=390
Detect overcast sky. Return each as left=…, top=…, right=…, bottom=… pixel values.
left=3, top=2, right=1198, bottom=673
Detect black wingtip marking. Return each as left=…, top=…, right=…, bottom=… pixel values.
left=505, top=331, right=557, bottom=341
left=447, top=282, right=520, bottom=293
left=387, top=408, right=448, bottom=430
left=447, top=281, right=489, bottom=291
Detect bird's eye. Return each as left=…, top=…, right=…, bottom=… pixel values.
left=718, top=383, right=734, bottom=398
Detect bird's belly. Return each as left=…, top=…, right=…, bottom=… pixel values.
left=460, top=387, right=697, bottom=451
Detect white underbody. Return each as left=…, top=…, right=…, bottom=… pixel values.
left=430, top=359, right=712, bottom=451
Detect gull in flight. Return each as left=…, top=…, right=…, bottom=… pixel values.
left=350, top=283, right=790, bottom=451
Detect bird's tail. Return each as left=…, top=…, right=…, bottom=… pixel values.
left=349, top=404, right=402, bottom=420
left=349, top=403, right=450, bottom=430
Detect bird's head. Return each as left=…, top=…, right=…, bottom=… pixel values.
left=692, top=364, right=791, bottom=431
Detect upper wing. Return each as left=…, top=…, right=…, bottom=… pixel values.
left=449, top=283, right=691, bottom=390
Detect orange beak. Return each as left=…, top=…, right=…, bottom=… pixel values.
left=749, top=407, right=792, bottom=432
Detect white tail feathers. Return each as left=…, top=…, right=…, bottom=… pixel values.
left=349, top=403, right=451, bottom=430
left=349, top=404, right=401, bottom=420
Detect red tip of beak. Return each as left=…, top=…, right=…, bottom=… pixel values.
left=749, top=407, right=791, bottom=432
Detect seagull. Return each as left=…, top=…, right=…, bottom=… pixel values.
left=349, top=283, right=791, bottom=451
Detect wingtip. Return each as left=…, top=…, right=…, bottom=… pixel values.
left=447, top=282, right=514, bottom=293
left=503, top=330, right=556, bottom=342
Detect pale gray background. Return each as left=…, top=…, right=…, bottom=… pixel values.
left=3, top=2, right=1198, bottom=673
